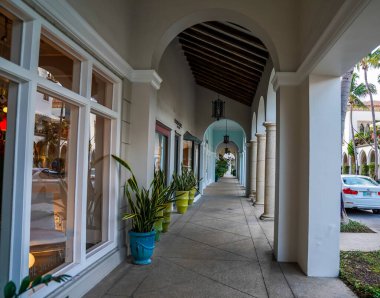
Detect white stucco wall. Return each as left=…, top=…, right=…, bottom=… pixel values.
left=157, top=39, right=197, bottom=136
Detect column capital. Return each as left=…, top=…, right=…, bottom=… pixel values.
left=255, top=133, right=266, bottom=140
left=250, top=139, right=257, bottom=143
left=264, top=122, right=276, bottom=130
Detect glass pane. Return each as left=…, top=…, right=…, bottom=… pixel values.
left=87, top=113, right=109, bottom=251
left=0, top=7, right=22, bottom=64
left=0, top=77, right=9, bottom=228
left=183, top=140, right=193, bottom=170
left=91, top=71, right=113, bottom=109
left=154, top=132, right=168, bottom=173
left=30, top=91, right=77, bottom=279
left=38, top=35, right=80, bottom=92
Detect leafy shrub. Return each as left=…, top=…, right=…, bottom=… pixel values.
left=361, top=164, right=369, bottom=176
left=342, top=165, right=350, bottom=174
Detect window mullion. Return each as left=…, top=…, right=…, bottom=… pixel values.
left=9, top=81, right=37, bottom=285
left=21, top=20, right=41, bottom=71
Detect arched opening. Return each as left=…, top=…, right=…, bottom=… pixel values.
left=342, top=152, right=349, bottom=174
left=266, top=69, right=276, bottom=122
left=359, top=150, right=368, bottom=176
left=202, top=119, right=246, bottom=188
left=251, top=112, right=257, bottom=140
left=257, top=96, right=265, bottom=133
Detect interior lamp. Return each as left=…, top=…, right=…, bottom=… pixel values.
left=28, top=252, right=35, bottom=268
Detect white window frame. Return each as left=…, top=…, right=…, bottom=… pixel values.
left=0, top=1, right=122, bottom=296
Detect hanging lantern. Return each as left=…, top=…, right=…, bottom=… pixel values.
left=211, top=95, right=225, bottom=121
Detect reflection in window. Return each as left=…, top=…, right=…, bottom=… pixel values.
left=183, top=140, right=193, bottom=170
left=87, top=113, right=109, bottom=251
left=38, top=34, right=80, bottom=92
left=0, top=76, right=13, bottom=239
left=0, top=8, right=22, bottom=63
left=30, top=91, right=77, bottom=279
left=154, top=132, right=168, bottom=173
left=91, top=71, right=113, bottom=109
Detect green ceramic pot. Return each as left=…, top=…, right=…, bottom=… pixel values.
left=153, top=210, right=164, bottom=241
left=162, top=202, right=173, bottom=233
left=176, top=191, right=189, bottom=214
left=188, top=187, right=196, bottom=205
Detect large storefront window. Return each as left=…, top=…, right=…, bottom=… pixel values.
left=154, top=122, right=170, bottom=175
left=87, top=113, right=110, bottom=251
left=0, top=7, right=22, bottom=64
left=154, top=132, right=168, bottom=173
left=38, top=34, right=81, bottom=92
left=30, top=90, right=78, bottom=279
left=91, top=70, right=113, bottom=109
left=0, top=4, right=120, bottom=296
left=183, top=140, right=193, bottom=170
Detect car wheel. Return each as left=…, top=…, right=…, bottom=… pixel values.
left=373, top=209, right=380, bottom=214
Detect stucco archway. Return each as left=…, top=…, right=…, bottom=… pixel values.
left=257, top=96, right=265, bottom=133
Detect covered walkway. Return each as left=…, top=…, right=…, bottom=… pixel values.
left=85, top=178, right=354, bottom=298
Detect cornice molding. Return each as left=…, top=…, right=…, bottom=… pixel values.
left=132, top=70, right=163, bottom=90
left=24, top=0, right=162, bottom=90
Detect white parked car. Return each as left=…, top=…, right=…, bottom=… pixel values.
left=341, top=175, right=380, bottom=214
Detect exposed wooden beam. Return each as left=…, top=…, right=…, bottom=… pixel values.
left=187, top=58, right=260, bottom=83
left=206, top=21, right=267, bottom=51
left=195, top=75, right=254, bottom=98
left=183, top=51, right=261, bottom=78
left=182, top=45, right=263, bottom=76
left=189, top=63, right=259, bottom=87
left=180, top=40, right=264, bottom=74
left=196, top=80, right=252, bottom=106
left=185, top=26, right=268, bottom=63
left=193, top=71, right=256, bottom=93
left=178, top=35, right=265, bottom=71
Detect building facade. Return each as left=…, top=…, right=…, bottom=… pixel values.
left=1, top=0, right=380, bottom=297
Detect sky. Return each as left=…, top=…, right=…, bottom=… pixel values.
left=357, top=67, right=380, bottom=102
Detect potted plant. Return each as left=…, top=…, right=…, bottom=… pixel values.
left=187, top=170, right=202, bottom=205
left=172, top=168, right=191, bottom=214
left=152, top=170, right=175, bottom=238
left=112, top=155, right=167, bottom=265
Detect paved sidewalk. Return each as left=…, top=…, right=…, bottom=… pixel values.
left=85, top=177, right=355, bottom=298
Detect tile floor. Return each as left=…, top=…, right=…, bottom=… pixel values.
left=85, top=177, right=356, bottom=298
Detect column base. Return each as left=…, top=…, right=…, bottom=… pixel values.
left=259, top=213, right=274, bottom=221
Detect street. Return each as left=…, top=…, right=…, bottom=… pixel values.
left=347, top=209, right=380, bottom=232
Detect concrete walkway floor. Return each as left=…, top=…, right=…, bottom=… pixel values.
left=85, top=177, right=355, bottom=298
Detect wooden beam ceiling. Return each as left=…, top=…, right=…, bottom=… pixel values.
left=178, top=21, right=269, bottom=106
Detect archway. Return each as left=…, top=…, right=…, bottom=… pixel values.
left=359, top=150, right=368, bottom=176
left=216, top=141, right=239, bottom=178
left=266, top=69, right=276, bottom=122
left=251, top=112, right=257, bottom=140
left=342, top=152, right=349, bottom=174
left=257, top=96, right=265, bottom=133
left=202, top=119, right=246, bottom=189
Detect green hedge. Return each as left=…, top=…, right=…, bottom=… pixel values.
left=361, top=164, right=369, bottom=176
left=342, top=165, right=350, bottom=174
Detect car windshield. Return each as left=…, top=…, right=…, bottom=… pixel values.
left=342, top=177, right=379, bottom=186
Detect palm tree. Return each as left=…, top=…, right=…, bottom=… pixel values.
left=348, top=72, right=374, bottom=174
left=358, top=49, right=380, bottom=178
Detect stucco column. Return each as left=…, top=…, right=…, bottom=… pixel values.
left=260, top=123, right=276, bottom=220
left=255, top=133, right=266, bottom=205
left=246, top=142, right=251, bottom=197
left=249, top=139, right=257, bottom=201
left=129, top=71, right=162, bottom=188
